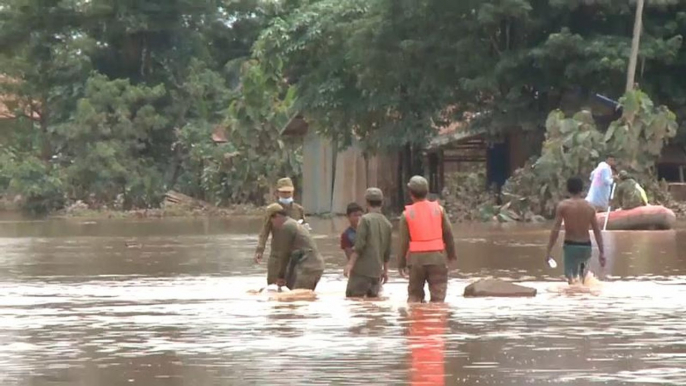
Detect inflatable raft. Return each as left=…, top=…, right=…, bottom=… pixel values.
left=596, top=205, right=676, bottom=230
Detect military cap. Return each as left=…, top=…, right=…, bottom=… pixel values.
left=265, top=203, right=285, bottom=217
left=365, top=187, right=384, bottom=201
left=276, top=177, right=295, bottom=193
left=407, top=175, right=429, bottom=194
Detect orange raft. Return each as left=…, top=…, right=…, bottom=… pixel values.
left=596, top=205, right=676, bottom=230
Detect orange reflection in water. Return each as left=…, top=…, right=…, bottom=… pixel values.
left=407, top=304, right=448, bottom=386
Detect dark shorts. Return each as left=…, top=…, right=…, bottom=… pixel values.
left=346, top=275, right=381, bottom=298
left=563, top=241, right=592, bottom=280
left=407, top=264, right=448, bottom=303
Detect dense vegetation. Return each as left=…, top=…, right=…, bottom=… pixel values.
left=1, top=0, right=686, bottom=215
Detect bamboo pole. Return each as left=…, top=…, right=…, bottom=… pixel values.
left=626, top=0, right=645, bottom=92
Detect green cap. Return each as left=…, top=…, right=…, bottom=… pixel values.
left=407, top=175, right=429, bottom=195
left=365, top=187, right=384, bottom=202
left=618, top=170, right=630, bottom=180
left=276, top=177, right=295, bottom=193
left=265, top=203, right=285, bottom=217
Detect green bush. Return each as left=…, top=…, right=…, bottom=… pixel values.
left=8, top=157, right=65, bottom=215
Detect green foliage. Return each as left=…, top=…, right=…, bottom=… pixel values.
left=224, top=60, right=302, bottom=202
left=1, top=0, right=686, bottom=214
left=7, top=156, right=65, bottom=215
left=0, top=146, right=17, bottom=192
left=503, top=108, right=606, bottom=216
left=0, top=0, right=286, bottom=212
left=55, top=73, right=168, bottom=207
left=604, top=90, right=679, bottom=175
left=503, top=91, right=677, bottom=218
left=254, top=0, right=685, bottom=149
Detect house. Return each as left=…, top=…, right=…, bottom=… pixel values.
left=423, top=123, right=543, bottom=195
left=657, top=144, right=686, bottom=201
left=280, top=110, right=537, bottom=214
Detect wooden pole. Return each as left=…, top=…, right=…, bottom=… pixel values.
left=626, top=0, right=645, bottom=92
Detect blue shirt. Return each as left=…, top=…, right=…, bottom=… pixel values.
left=340, top=227, right=356, bottom=250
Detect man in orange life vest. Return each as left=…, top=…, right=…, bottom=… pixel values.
left=398, top=176, right=457, bottom=303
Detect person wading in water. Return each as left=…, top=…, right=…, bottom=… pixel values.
left=254, top=177, right=307, bottom=286
left=546, top=176, right=606, bottom=284
left=398, top=176, right=457, bottom=303
left=343, top=188, right=392, bottom=299
left=266, top=203, right=324, bottom=290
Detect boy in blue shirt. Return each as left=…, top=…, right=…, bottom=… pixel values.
left=341, top=203, right=363, bottom=261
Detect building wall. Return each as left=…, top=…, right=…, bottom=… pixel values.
left=331, top=140, right=369, bottom=214
left=368, top=152, right=400, bottom=210
left=301, top=130, right=335, bottom=215
left=300, top=132, right=398, bottom=214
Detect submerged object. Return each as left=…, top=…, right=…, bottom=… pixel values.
left=247, top=284, right=317, bottom=301
left=596, top=205, right=676, bottom=231
left=264, top=284, right=289, bottom=293
left=463, top=279, right=537, bottom=298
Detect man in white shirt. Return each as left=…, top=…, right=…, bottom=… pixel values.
left=585, top=155, right=616, bottom=212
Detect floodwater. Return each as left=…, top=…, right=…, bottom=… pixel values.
left=0, top=215, right=685, bottom=386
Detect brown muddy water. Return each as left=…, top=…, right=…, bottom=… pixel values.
left=0, top=215, right=685, bottom=386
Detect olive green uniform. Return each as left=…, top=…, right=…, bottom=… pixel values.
left=398, top=205, right=456, bottom=303
left=613, top=178, right=645, bottom=211
left=277, top=218, right=325, bottom=290
left=347, top=212, right=393, bottom=298
left=256, top=202, right=306, bottom=285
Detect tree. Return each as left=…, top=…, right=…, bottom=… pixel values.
left=253, top=0, right=684, bottom=147
left=223, top=60, right=301, bottom=203
left=0, top=0, right=283, bottom=212
left=55, top=73, right=168, bottom=208
left=503, top=90, right=677, bottom=219
left=0, top=0, right=93, bottom=161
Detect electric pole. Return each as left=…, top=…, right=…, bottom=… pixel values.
left=626, top=0, right=645, bottom=92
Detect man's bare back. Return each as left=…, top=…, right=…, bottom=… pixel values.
left=558, top=198, right=597, bottom=242
left=545, top=177, right=605, bottom=282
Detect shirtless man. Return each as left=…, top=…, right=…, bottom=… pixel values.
left=545, top=176, right=606, bottom=284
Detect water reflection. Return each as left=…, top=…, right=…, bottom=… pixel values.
left=406, top=304, right=448, bottom=386
left=0, top=217, right=685, bottom=385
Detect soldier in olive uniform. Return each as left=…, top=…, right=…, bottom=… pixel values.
left=398, top=176, right=457, bottom=303
left=613, top=170, right=648, bottom=211
left=343, top=188, right=393, bottom=298
left=254, top=177, right=307, bottom=285
left=266, top=203, right=325, bottom=290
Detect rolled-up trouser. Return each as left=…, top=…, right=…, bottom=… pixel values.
left=407, top=264, right=448, bottom=303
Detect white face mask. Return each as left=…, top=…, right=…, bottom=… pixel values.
left=278, top=197, right=294, bottom=205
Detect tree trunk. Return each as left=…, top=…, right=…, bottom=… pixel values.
left=396, top=149, right=405, bottom=210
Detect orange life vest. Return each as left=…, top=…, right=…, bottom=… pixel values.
left=405, top=200, right=445, bottom=253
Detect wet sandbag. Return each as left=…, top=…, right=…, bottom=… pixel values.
left=247, top=285, right=317, bottom=301
left=596, top=205, right=676, bottom=230
left=463, top=279, right=537, bottom=298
